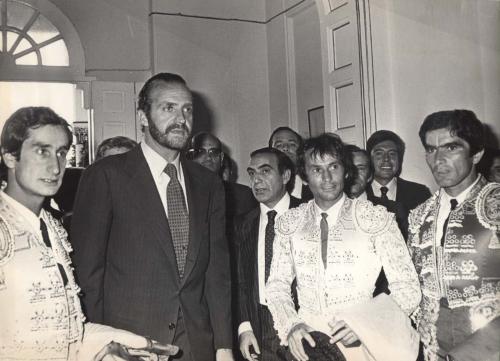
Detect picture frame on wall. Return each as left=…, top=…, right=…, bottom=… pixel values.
left=308, top=106, right=325, bottom=137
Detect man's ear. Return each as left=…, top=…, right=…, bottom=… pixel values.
left=472, top=148, right=484, bottom=165
left=2, top=152, right=17, bottom=169
left=282, top=169, right=291, bottom=185
left=138, top=110, right=149, bottom=128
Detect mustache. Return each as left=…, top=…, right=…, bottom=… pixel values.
left=165, top=123, right=189, bottom=133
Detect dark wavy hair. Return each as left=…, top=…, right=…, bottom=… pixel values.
left=297, top=133, right=355, bottom=190
left=419, top=109, right=485, bottom=156
left=268, top=126, right=304, bottom=149
left=250, top=147, right=296, bottom=193
left=95, top=136, right=138, bottom=160
left=1, top=107, right=72, bottom=181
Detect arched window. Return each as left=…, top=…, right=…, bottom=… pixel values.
left=0, top=0, right=86, bottom=81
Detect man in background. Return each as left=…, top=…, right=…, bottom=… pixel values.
left=409, top=109, right=500, bottom=361
left=95, top=136, right=137, bottom=160
left=236, top=147, right=300, bottom=361
left=269, top=127, right=313, bottom=201
left=188, top=131, right=257, bottom=219
left=71, top=73, right=233, bottom=361
left=366, top=130, right=431, bottom=212
left=345, top=144, right=372, bottom=199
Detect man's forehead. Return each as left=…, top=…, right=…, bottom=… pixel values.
left=372, top=140, right=397, bottom=151
left=425, top=128, right=468, bottom=146
left=352, top=152, right=369, bottom=165
left=305, top=150, right=339, bottom=165
left=150, top=82, right=192, bottom=101
left=273, top=130, right=299, bottom=142
left=200, top=136, right=220, bottom=149
left=25, top=125, right=70, bottom=146
left=249, top=153, right=278, bottom=168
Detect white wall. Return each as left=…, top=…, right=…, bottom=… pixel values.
left=151, top=0, right=270, bottom=184
left=371, top=0, right=500, bottom=190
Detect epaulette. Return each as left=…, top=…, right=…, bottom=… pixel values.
left=276, top=202, right=308, bottom=235
left=408, top=193, right=437, bottom=234
left=476, top=182, right=500, bottom=231
left=0, top=215, right=14, bottom=266
left=353, top=199, right=391, bottom=235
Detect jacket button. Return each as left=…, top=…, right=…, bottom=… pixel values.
left=168, top=322, right=176, bottom=330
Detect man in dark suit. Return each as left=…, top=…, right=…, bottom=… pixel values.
left=71, top=73, right=234, bottom=361
left=236, top=148, right=301, bottom=361
left=269, top=127, right=313, bottom=202
left=365, top=130, right=431, bottom=212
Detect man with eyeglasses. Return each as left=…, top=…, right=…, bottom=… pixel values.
left=188, top=132, right=257, bottom=220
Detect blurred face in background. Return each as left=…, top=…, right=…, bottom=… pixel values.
left=189, top=134, right=223, bottom=174
left=350, top=151, right=371, bottom=197
left=271, top=129, right=300, bottom=165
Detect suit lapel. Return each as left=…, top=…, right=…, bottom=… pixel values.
left=124, top=148, right=180, bottom=282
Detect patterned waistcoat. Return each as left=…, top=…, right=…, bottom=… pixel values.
left=408, top=177, right=500, bottom=361
left=0, top=196, right=85, bottom=360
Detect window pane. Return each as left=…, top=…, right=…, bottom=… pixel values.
left=13, top=37, right=32, bottom=55
left=27, top=13, right=59, bottom=43
left=15, top=50, right=37, bottom=65
left=6, top=30, right=20, bottom=52
left=40, top=39, right=68, bottom=66
left=7, top=0, right=34, bottom=30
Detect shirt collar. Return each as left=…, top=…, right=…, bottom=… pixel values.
left=1, top=191, right=46, bottom=232
left=141, top=142, right=182, bottom=181
left=372, top=177, right=397, bottom=192
left=260, top=192, right=290, bottom=217
left=440, top=174, right=481, bottom=206
left=314, top=193, right=346, bottom=220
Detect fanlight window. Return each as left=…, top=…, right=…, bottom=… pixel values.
left=0, top=0, right=68, bottom=66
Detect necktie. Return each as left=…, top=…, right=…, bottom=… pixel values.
left=440, top=199, right=458, bottom=247
left=380, top=186, right=389, bottom=201
left=165, top=163, right=189, bottom=277
left=264, top=210, right=277, bottom=283
left=320, top=213, right=328, bottom=269
left=40, top=218, right=68, bottom=286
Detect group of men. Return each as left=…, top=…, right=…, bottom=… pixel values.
left=0, top=72, right=498, bottom=361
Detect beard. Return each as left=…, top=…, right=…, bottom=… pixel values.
left=148, top=118, right=191, bottom=151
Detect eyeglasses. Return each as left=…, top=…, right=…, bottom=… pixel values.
left=186, top=148, right=222, bottom=159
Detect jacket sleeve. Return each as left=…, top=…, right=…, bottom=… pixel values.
left=265, top=213, right=302, bottom=345
left=204, top=178, right=233, bottom=349
left=373, top=215, right=421, bottom=315
left=235, top=218, right=250, bottom=326
left=70, top=164, right=112, bottom=323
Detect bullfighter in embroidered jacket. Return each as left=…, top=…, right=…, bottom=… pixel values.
left=266, top=133, right=421, bottom=361
left=0, top=107, right=178, bottom=361
left=409, top=109, right=500, bottom=361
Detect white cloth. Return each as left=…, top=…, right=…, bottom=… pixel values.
left=291, top=174, right=304, bottom=199
left=371, top=178, right=397, bottom=200
left=141, top=142, right=188, bottom=217
left=266, top=197, right=421, bottom=359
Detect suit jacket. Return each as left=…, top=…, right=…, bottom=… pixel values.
left=224, top=181, right=257, bottom=221
left=235, top=195, right=302, bottom=346
left=366, top=177, right=431, bottom=212
left=71, top=147, right=232, bottom=361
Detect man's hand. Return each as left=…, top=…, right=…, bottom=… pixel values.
left=328, top=318, right=359, bottom=346
left=287, top=324, right=315, bottom=361
left=239, top=330, right=260, bottom=360
left=216, top=348, right=234, bottom=361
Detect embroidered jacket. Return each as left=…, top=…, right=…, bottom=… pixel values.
left=0, top=195, right=85, bottom=360
left=408, top=177, right=500, bottom=361
left=266, top=197, right=421, bottom=345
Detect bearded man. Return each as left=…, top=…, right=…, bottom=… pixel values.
left=71, top=73, right=234, bottom=361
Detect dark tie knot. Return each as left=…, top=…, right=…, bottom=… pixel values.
left=380, top=186, right=389, bottom=196
left=267, top=210, right=277, bottom=223
left=450, top=199, right=458, bottom=210
left=321, top=212, right=328, bottom=221
left=164, top=163, right=178, bottom=180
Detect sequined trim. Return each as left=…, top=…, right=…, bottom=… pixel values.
left=0, top=216, right=14, bottom=266
left=476, top=182, right=500, bottom=231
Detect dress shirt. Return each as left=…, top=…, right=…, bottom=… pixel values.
left=238, top=192, right=290, bottom=336
left=357, top=191, right=368, bottom=201
left=1, top=192, right=52, bottom=245
left=372, top=177, right=397, bottom=201
left=141, top=142, right=188, bottom=217
left=435, top=175, right=480, bottom=244
left=313, top=193, right=345, bottom=242
left=291, top=174, right=304, bottom=199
